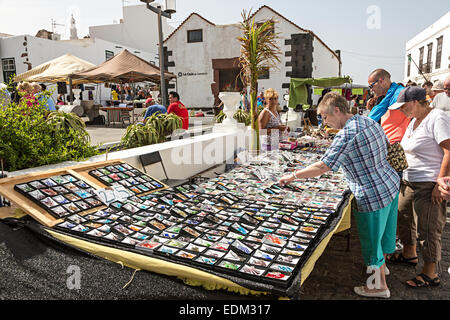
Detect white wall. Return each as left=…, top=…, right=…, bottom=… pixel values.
left=0, top=35, right=156, bottom=103
left=165, top=7, right=340, bottom=109
left=89, top=4, right=173, bottom=60
left=404, top=11, right=450, bottom=84
left=166, top=15, right=242, bottom=108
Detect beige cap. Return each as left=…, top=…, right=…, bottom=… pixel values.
left=432, top=80, right=444, bottom=91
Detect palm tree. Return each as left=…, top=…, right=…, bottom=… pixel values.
left=238, top=9, right=281, bottom=153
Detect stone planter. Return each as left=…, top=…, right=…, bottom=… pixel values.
left=219, top=92, right=241, bottom=125
left=213, top=92, right=245, bottom=133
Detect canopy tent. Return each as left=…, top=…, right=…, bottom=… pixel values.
left=13, top=53, right=95, bottom=84
left=288, top=76, right=352, bottom=108
left=71, top=49, right=176, bottom=84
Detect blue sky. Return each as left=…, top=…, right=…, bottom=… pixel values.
left=0, top=0, right=449, bottom=83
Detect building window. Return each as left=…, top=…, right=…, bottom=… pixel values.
left=1, top=58, right=16, bottom=83
left=258, top=67, right=270, bottom=79
left=407, top=54, right=411, bottom=77
left=105, top=50, right=114, bottom=61
left=436, top=36, right=443, bottom=69
left=418, top=46, right=424, bottom=73
left=426, top=42, right=433, bottom=73
left=187, top=29, right=203, bottom=43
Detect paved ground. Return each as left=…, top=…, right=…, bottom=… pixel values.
left=86, top=125, right=126, bottom=147
left=297, top=207, right=450, bottom=300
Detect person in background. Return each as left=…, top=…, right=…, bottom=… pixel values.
left=57, top=94, right=65, bottom=105
left=257, top=91, right=265, bottom=108
left=431, top=79, right=445, bottom=97
left=279, top=92, right=400, bottom=298
left=240, top=89, right=249, bottom=112
left=145, top=93, right=153, bottom=107
left=258, top=88, right=289, bottom=151
left=430, top=75, right=450, bottom=116
left=422, top=81, right=435, bottom=102
left=167, top=91, right=189, bottom=130
left=35, top=83, right=56, bottom=111
left=367, top=69, right=404, bottom=123
left=143, top=99, right=167, bottom=122
left=111, top=89, right=118, bottom=101
left=137, top=90, right=146, bottom=100
left=387, top=86, right=450, bottom=289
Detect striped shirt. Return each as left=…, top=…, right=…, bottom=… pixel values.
left=321, top=115, right=400, bottom=213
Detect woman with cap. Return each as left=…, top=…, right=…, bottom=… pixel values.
left=387, top=86, right=450, bottom=288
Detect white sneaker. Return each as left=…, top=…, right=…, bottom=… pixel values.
left=354, top=286, right=390, bottom=298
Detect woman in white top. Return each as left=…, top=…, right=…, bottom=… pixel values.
left=386, top=86, right=450, bottom=288
left=257, top=88, right=289, bottom=151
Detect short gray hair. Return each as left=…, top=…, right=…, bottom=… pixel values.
left=369, top=69, right=391, bottom=80
left=318, top=92, right=349, bottom=114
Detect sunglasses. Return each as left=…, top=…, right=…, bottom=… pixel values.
left=444, top=87, right=450, bottom=91
left=369, top=79, right=380, bottom=89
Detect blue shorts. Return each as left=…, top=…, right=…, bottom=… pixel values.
left=355, top=192, right=399, bottom=268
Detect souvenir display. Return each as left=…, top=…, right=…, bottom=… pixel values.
left=88, top=163, right=166, bottom=195
left=13, top=137, right=349, bottom=292
left=14, top=174, right=104, bottom=218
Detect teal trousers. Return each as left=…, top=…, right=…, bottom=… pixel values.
left=355, top=193, right=399, bottom=268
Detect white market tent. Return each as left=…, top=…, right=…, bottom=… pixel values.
left=13, top=53, right=95, bottom=84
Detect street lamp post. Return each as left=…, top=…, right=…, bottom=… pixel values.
left=140, top=0, right=176, bottom=107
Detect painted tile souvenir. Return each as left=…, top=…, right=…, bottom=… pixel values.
left=51, top=206, right=68, bottom=217
left=276, top=255, right=300, bottom=265
left=87, top=229, right=106, bottom=238
left=195, top=256, right=217, bottom=265
left=41, top=197, right=59, bottom=208
left=240, top=264, right=265, bottom=276
left=269, top=263, right=294, bottom=273
left=41, top=178, right=57, bottom=187
left=52, top=195, right=69, bottom=204
left=157, top=245, right=179, bottom=255
left=248, top=257, right=270, bottom=268
left=75, top=200, right=91, bottom=210
left=264, top=271, right=291, bottom=281
left=29, top=181, right=46, bottom=189
left=253, top=249, right=274, bottom=261
left=28, top=189, right=46, bottom=200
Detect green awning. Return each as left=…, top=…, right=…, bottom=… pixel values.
left=288, top=76, right=352, bottom=108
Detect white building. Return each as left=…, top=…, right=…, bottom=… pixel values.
left=89, top=4, right=174, bottom=65
left=163, top=5, right=342, bottom=109
left=0, top=33, right=157, bottom=103
left=404, top=11, right=450, bottom=85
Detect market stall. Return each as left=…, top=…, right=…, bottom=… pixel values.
left=0, top=136, right=352, bottom=299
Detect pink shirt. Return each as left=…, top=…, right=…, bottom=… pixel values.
left=381, top=109, right=411, bottom=144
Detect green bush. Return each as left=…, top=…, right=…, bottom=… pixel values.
left=120, top=112, right=182, bottom=149
left=0, top=94, right=99, bottom=172
left=215, top=109, right=251, bottom=126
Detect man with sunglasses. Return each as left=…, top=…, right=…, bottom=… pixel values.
left=367, top=69, right=404, bottom=122
left=430, top=75, right=450, bottom=116
left=367, top=69, right=410, bottom=146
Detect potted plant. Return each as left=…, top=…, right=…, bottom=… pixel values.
left=238, top=10, right=281, bottom=153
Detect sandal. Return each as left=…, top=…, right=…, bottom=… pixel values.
left=406, top=273, right=440, bottom=288
left=387, top=253, right=418, bottom=266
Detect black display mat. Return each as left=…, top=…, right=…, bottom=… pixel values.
left=11, top=144, right=350, bottom=297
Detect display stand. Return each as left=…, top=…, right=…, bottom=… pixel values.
left=0, top=156, right=352, bottom=298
